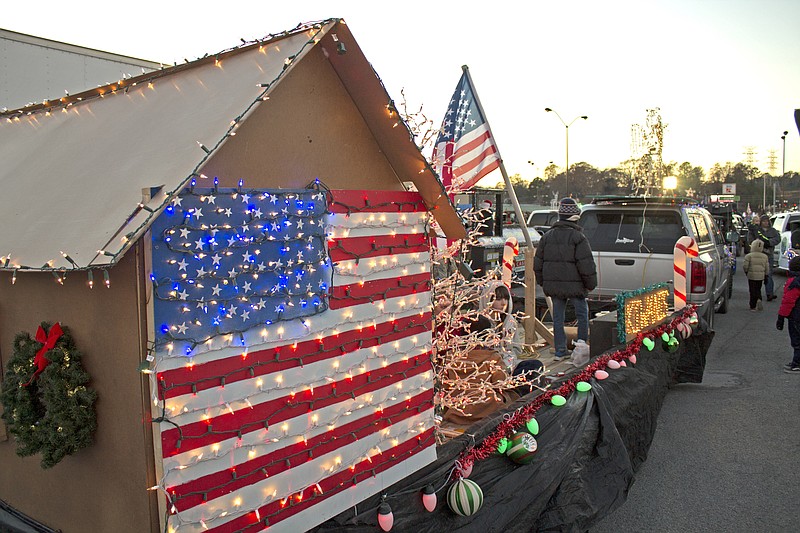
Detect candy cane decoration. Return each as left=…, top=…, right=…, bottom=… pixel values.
left=502, top=237, right=519, bottom=288
left=674, top=236, right=699, bottom=310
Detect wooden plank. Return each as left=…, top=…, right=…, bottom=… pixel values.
left=524, top=245, right=554, bottom=345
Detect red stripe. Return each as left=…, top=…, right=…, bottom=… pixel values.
left=157, top=312, right=432, bottom=400
left=202, top=428, right=436, bottom=533
left=329, top=273, right=431, bottom=309
left=674, top=265, right=686, bottom=277
left=328, top=190, right=427, bottom=214
left=453, top=144, right=498, bottom=178
left=457, top=159, right=501, bottom=191
left=674, top=289, right=686, bottom=301
left=170, top=390, right=434, bottom=511
left=452, top=130, right=492, bottom=158
left=675, top=242, right=698, bottom=256
left=160, top=357, right=433, bottom=455
left=328, top=233, right=429, bottom=263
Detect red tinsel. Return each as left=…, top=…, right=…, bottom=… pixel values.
left=455, top=306, right=697, bottom=474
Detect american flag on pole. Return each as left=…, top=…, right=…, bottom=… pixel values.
left=432, top=68, right=501, bottom=191
left=150, top=187, right=437, bottom=533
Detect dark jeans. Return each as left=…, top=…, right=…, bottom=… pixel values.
left=748, top=279, right=763, bottom=309
left=764, top=255, right=775, bottom=297
left=788, top=320, right=800, bottom=368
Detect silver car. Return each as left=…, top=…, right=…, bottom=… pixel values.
left=578, top=198, right=733, bottom=328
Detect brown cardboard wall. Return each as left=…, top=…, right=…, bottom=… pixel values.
left=0, top=245, right=157, bottom=532
left=200, top=45, right=406, bottom=191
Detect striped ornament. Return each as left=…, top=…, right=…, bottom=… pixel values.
left=447, top=478, right=484, bottom=516
left=505, top=431, right=538, bottom=464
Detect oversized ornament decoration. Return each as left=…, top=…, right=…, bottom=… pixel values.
left=447, top=478, right=484, bottom=517
left=505, top=431, right=538, bottom=464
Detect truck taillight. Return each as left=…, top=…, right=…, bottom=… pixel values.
left=690, top=261, right=706, bottom=293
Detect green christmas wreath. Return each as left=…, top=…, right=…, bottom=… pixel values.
left=1, top=322, right=97, bottom=469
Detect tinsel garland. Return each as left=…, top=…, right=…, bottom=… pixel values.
left=615, top=282, right=669, bottom=343
left=0, top=322, right=98, bottom=469
left=456, top=305, right=696, bottom=471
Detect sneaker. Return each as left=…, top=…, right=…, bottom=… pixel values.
left=768, top=294, right=778, bottom=301
left=756, top=300, right=763, bottom=311
left=783, top=363, right=794, bottom=370
left=553, top=351, right=571, bottom=361
left=750, top=308, right=757, bottom=312
left=783, top=366, right=800, bottom=374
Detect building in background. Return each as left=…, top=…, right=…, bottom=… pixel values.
left=1, top=28, right=162, bottom=110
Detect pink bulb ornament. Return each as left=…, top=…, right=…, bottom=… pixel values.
left=422, top=485, right=437, bottom=512
left=629, top=354, right=637, bottom=364
left=594, top=369, right=609, bottom=380
left=619, top=360, right=627, bottom=367
left=607, top=359, right=621, bottom=370
left=378, top=502, right=394, bottom=531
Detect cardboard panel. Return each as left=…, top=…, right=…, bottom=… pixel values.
left=200, top=45, right=404, bottom=191
left=0, top=245, right=157, bottom=533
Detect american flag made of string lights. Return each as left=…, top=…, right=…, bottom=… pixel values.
left=150, top=187, right=437, bottom=533
left=432, top=69, right=501, bottom=191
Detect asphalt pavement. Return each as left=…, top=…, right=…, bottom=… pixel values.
left=592, top=262, right=800, bottom=532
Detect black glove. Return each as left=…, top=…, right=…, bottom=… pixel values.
left=776, top=316, right=785, bottom=331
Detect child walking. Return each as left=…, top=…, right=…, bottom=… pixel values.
left=743, top=239, right=769, bottom=311
left=776, top=256, right=800, bottom=374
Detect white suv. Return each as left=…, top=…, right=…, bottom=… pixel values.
left=578, top=198, right=734, bottom=328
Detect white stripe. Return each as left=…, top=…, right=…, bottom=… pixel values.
left=154, top=291, right=432, bottom=370
left=455, top=123, right=490, bottom=146
left=453, top=153, right=501, bottom=186
left=166, top=411, right=435, bottom=530
left=332, top=252, right=429, bottom=284
left=453, top=135, right=498, bottom=171
left=161, top=333, right=432, bottom=424
left=162, top=371, right=434, bottom=485
left=326, top=212, right=429, bottom=239
left=263, top=444, right=437, bottom=533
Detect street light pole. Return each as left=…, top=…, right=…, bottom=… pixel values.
left=544, top=108, right=588, bottom=194
left=781, top=130, right=789, bottom=176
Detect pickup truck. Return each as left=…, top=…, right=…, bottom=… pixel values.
left=771, top=211, right=800, bottom=271
left=578, top=197, right=734, bottom=328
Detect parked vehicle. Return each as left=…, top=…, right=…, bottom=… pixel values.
left=526, top=209, right=559, bottom=233
left=578, top=197, right=734, bottom=327
left=771, top=211, right=800, bottom=271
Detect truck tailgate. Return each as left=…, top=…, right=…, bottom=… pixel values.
left=589, top=251, right=674, bottom=300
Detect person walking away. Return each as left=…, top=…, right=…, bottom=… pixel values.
left=775, top=256, right=800, bottom=373
left=748, top=214, right=781, bottom=300
left=743, top=239, right=769, bottom=311
left=533, top=198, right=597, bottom=361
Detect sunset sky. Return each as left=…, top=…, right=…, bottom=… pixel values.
left=4, top=0, right=799, bottom=191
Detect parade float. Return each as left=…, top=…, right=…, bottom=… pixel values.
left=0, top=18, right=712, bottom=533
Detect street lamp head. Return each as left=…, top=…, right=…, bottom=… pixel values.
left=580, top=116, right=588, bottom=120
left=544, top=108, right=552, bottom=112
left=784, top=131, right=789, bottom=135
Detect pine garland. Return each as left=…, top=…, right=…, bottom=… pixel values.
left=1, top=322, right=97, bottom=469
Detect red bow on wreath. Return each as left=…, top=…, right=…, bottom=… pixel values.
left=24, top=322, right=64, bottom=387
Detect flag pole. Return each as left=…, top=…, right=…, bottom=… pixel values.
left=461, top=66, right=552, bottom=345
left=461, top=65, right=533, bottom=250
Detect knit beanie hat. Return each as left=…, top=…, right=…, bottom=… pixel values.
left=789, top=256, right=800, bottom=273
left=558, top=197, right=581, bottom=221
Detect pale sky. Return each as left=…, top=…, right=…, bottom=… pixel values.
left=3, top=0, right=799, bottom=185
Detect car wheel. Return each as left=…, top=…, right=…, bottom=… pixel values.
left=705, top=305, right=715, bottom=330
